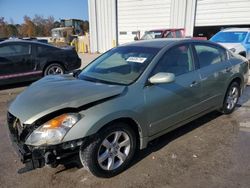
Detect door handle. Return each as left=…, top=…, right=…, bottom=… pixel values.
left=190, top=81, right=198, bottom=88
left=226, top=67, right=232, bottom=73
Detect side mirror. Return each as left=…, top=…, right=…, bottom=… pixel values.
left=72, top=69, right=82, bottom=78
left=148, top=72, right=175, bottom=84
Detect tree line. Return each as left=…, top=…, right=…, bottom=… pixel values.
left=0, top=15, right=89, bottom=38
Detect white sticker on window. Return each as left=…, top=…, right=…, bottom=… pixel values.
left=126, top=57, right=147, bottom=63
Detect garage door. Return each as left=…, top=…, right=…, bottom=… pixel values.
left=196, top=0, right=250, bottom=26
left=118, top=0, right=172, bottom=44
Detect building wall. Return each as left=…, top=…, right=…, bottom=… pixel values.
left=169, top=0, right=197, bottom=37
left=88, top=0, right=117, bottom=53
left=88, top=0, right=97, bottom=53
left=117, top=0, right=172, bottom=44
left=196, top=0, right=250, bottom=26
left=184, top=0, right=197, bottom=37
left=169, top=0, right=187, bottom=28
left=118, top=0, right=196, bottom=44
left=89, top=0, right=250, bottom=53
left=88, top=0, right=197, bottom=52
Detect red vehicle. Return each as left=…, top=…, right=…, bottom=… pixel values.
left=139, top=28, right=207, bottom=40
left=140, top=28, right=185, bottom=40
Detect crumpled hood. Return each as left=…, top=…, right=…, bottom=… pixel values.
left=218, top=43, right=245, bottom=53
left=9, top=75, right=125, bottom=124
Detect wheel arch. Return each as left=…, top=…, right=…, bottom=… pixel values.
left=98, top=117, right=144, bottom=149
left=220, top=76, right=242, bottom=114
left=42, top=61, right=66, bottom=75
left=228, top=75, right=243, bottom=95
left=220, top=75, right=243, bottom=110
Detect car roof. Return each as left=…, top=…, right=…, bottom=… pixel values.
left=120, top=38, right=184, bottom=48
left=149, top=28, right=184, bottom=32
left=0, top=39, right=58, bottom=48
left=120, top=38, right=216, bottom=49
left=221, top=28, right=250, bottom=32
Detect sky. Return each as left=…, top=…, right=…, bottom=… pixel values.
left=0, top=0, right=89, bottom=24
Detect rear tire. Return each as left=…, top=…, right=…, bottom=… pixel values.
left=44, top=63, right=65, bottom=76
left=221, top=82, right=240, bottom=114
left=79, top=122, right=137, bottom=178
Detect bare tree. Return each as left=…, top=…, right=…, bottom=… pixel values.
left=20, top=16, right=36, bottom=37
left=0, top=16, right=89, bottom=38
left=44, top=16, right=54, bottom=36
left=0, top=17, right=8, bottom=38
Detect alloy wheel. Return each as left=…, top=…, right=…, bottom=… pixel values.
left=47, top=65, right=64, bottom=75
left=226, top=86, right=239, bottom=110
left=97, top=131, right=131, bottom=171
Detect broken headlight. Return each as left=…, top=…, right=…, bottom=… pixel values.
left=25, top=113, right=81, bottom=146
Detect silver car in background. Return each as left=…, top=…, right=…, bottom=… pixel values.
left=210, top=28, right=250, bottom=84
left=210, top=28, right=250, bottom=59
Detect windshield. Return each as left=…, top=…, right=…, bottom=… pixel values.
left=79, top=46, right=160, bottom=85
left=141, top=31, right=163, bottom=40
left=210, top=31, right=247, bottom=43
left=52, top=30, right=61, bottom=38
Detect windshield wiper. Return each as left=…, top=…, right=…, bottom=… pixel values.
left=81, top=75, right=126, bottom=86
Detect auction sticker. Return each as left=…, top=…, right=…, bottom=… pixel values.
left=126, top=57, right=147, bottom=63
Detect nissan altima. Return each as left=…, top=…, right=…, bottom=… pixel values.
left=7, top=39, right=249, bottom=177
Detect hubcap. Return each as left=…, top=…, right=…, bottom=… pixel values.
left=226, top=86, right=239, bottom=110
left=47, top=66, right=63, bottom=75
left=98, top=131, right=131, bottom=171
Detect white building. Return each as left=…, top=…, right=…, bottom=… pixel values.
left=88, top=0, right=250, bottom=53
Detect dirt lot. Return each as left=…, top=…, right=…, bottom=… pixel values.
left=0, top=54, right=250, bottom=188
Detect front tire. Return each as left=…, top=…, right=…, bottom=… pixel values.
left=79, top=122, right=137, bottom=178
left=221, top=82, right=240, bottom=114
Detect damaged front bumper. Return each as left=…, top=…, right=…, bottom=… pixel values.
left=7, top=112, right=86, bottom=174
left=9, top=132, right=85, bottom=174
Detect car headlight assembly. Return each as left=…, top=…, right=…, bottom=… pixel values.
left=25, top=113, right=81, bottom=146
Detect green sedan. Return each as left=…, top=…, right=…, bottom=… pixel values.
left=7, top=39, right=249, bottom=177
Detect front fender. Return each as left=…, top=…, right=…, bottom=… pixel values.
left=62, top=109, right=148, bottom=143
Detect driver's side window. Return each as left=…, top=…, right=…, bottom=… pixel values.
left=152, top=44, right=194, bottom=76
left=0, top=44, right=30, bottom=56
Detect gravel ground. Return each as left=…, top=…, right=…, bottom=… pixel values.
left=78, top=53, right=100, bottom=69
left=0, top=53, right=250, bottom=188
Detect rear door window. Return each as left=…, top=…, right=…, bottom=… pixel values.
left=36, top=45, right=58, bottom=56
left=194, top=44, right=227, bottom=68
left=0, top=44, right=30, bottom=56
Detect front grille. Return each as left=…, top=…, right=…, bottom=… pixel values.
left=7, top=112, right=15, bottom=126
left=7, top=112, right=33, bottom=163
left=7, top=112, right=19, bottom=142
left=7, top=112, right=29, bottom=142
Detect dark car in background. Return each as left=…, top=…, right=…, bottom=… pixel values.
left=0, top=38, right=8, bottom=42
left=0, top=40, right=81, bottom=86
